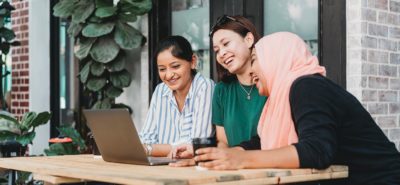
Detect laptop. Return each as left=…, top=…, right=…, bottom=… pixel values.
left=83, top=108, right=177, bottom=165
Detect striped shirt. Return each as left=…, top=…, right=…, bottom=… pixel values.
left=140, top=73, right=215, bottom=145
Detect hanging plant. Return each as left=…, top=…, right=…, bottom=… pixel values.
left=53, top=0, right=151, bottom=109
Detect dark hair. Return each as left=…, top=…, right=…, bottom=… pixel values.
left=210, top=15, right=260, bottom=83
left=154, top=35, right=197, bottom=76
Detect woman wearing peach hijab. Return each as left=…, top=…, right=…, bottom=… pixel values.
left=194, top=32, right=400, bottom=185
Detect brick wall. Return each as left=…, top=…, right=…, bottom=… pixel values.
left=11, top=0, right=29, bottom=120
left=347, top=0, right=400, bottom=150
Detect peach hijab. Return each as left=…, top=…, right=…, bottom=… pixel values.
left=254, top=32, right=326, bottom=150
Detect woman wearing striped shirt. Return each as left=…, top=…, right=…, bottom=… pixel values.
left=139, top=36, right=215, bottom=157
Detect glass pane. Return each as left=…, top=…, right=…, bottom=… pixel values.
left=264, top=0, right=319, bottom=56
left=59, top=19, right=76, bottom=126
left=171, top=0, right=210, bottom=77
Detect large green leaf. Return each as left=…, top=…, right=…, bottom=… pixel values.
left=118, top=13, right=137, bottom=22
left=110, top=70, right=131, bottom=88
left=0, top=27, right=15, bottom=41
left=30, top=111, right=52, bottom=128
left=79, top=61, right=92, bottom=83
left=114, top=22, right=143, bottom=49
left=0, top=43, right=10, bottom=55
left=105, top=85, right=123, bottom=98
left=95, top=7, right=117, bottom=18
left=88, top=15, right=102, bottom=23
left=95, top=0, right=114, bottom=8
left=82, top=23, right=115, bottom=37
left=0, top=1, right=15, bottom=11
left=92, top=99, right=111, bottom=109
left=90, top=36, right=120, bottom=63
left=20, top=112, right=36, bottom=132
left=53, top=0, right=78, bottom=18
left=67, top=22, right=83, bottom=38
left=0, top=112, right=18, bottom=125
left=75, top=37, right=96, bottom=60
left=107, top=54, right=126, bottom=72
left=119, top=0, right=152, bottom=15
left=58, top=126, right=87, bottom=151
left=90, top=62, right=105, bottom=76
left=16, top=131, right=35, bottom=146
left=86, top=77, right=107, bottom=91
left=72, top=0, right=95, bottom=23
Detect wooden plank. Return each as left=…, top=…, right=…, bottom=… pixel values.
left=33, top=173, right=84, bottom=184
left=202, top=177, right=279, bottom=185
left=0, top=155, right=348, bottom=185
left=279, top=171, right=348, bottom=184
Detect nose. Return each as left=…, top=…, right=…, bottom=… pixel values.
left=217, top=48, right=227, bottom=60
left=164, top=69, right=174, bottom=79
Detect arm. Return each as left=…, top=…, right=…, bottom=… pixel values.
left=191, top=80, right=215, bottom=139
left=216, top=126, right=228, bottom=148
left=238, top=135, right=261, bottom=150
left=290, top=77, right=339, bottom=169
left=139, top=87, right=160, bottom=147
left=194, top=145, right=299, bottom=170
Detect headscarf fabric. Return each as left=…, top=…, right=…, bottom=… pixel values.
left=255, top=32, right=326, bottom=150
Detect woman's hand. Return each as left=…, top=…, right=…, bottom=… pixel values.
left=169, top=159, right=196, bottom=167
left=194, top=147, right=247, bottom=170
left=168, top=143, right=194, bottom=159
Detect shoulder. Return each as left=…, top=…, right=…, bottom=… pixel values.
left=290, top=74, right=334, bottom=95
left=193, top=73, right=215, bottom=91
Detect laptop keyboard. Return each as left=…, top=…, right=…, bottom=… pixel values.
left=148, top=157, right=177, bottom=164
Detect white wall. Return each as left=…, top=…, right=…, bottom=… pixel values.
left=28, top=0, right=50, bottom=155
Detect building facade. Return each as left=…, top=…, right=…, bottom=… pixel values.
left=8, top=0, right=400, bottom=154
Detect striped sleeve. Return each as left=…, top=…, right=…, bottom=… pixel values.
left=139, top=85, right=161, bottom=144
left=191, top=78, right=215, bottom=139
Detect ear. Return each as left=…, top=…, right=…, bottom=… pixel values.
left=191, top=54, right=197, bottom=69
left=244, top=32, right=255, bottom=49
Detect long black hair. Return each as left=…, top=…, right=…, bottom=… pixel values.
left=154, top=35, right=197, bottom=76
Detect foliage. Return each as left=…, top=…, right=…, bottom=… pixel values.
left=0, top=0, right=20, bottom=96
left=53, top=0, right=152, bottom=109
left=44, top=126, right=87, bottom=156
left=0, top=111, right=52, bottom=146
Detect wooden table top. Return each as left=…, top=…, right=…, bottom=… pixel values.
left=0, top=154, right=348, bottom=185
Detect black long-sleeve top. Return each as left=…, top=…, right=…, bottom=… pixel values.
left=239, top=74, right=400, bottom=185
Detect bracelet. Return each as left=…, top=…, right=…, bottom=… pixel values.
left=145, top=144, right=153, bottom=156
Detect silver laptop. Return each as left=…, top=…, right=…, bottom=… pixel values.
left=83, top=108, right=177, bottom=165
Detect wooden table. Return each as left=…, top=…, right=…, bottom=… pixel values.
left=0, top=155, right=348, bottom=185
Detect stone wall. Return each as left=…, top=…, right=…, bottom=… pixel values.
left=347, top=0, right=400, bottom=150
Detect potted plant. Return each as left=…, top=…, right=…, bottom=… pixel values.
left=52, top=0, right=151, bottom=154
left=0, top=111, right=52, bottom=156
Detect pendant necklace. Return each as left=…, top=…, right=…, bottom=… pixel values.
left=239, top=83, right=254, bottom=100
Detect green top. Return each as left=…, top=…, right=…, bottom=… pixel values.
left=212, top=80, right=267, bottom=147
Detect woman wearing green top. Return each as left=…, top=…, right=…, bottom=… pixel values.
left=210, top=15, right=267, bottom=147
left=170, top=16, right=267, bottom=162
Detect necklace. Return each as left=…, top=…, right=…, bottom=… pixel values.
left=238, top=83, right=254, bottom=100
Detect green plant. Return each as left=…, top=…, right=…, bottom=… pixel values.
left=44, top=126, right=87, bottom=156
left=0, top=0, right=20, bottom=98
left=0, top=111, right=52, bottom=146
left=53, top=0, right=151, bottom=109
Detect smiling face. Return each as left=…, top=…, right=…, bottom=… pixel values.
left=212, top=29, right=254, bottom=75
left=250, top=49, right=269, bottom=96
left=157, top=48, right=196, bottom=92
